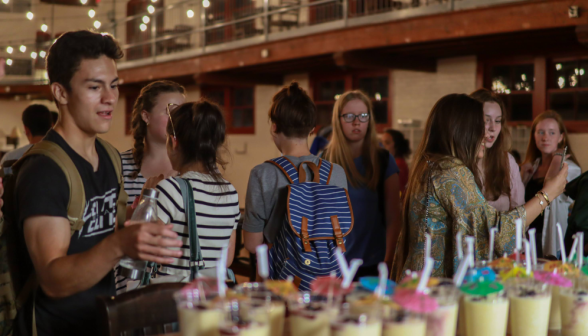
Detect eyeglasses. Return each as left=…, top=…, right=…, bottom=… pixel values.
left=340, top=113, right=370, bottom=123
left=166, top=103, right=179, bottom=140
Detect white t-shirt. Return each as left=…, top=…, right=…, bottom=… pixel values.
left=156, top=171, right=240, bottom=277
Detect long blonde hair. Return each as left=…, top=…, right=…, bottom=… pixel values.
left=324, top=90, right=380, bottom=190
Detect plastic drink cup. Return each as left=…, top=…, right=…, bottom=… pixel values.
left=463, top=290, right=509, bottom=336
left=426, top=280, right=459, bottom=336
left=330, top=312, right=382, bottom=336
left=560, top=278, right=588, bottom=336
left=174, top=289, right=223, bottom=336
left=288, top=292, right=339, bottom=336
left=346, top=290, right=398, bottom=318
left=507, top=278, right=552, bottom=336
left=218, top=299, right=270, bottom=336
left=382, top=309, right=426, bottom=336
left=236, top=282, right=286, bottom=336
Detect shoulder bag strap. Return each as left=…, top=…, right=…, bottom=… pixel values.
left=174, top=177, right=203, bottom=281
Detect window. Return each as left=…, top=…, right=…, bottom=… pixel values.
left=489, top=63, right=534, bottom=121
left=548, top=59, right=588, bottom=121
left=201, top=86, right=255, bottom=134
left=311, top=71, right=391, bottom=132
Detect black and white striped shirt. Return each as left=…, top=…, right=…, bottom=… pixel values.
left=155, top=171, right=240, bottom=277
left=121, top=149, right=147, bottom=206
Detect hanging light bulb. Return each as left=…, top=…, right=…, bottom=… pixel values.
left=1, top=0, right=9, bottom=4
left=187, top=9, right=194, bottom=18
left=26, top=11, right=33, bottom=20
left=40, top=50, right=46, bottom=58
left=203, top=0, right=210, bottom=8
left=147, top=5, right=155, bottom=14
left=41, top=24, right=48, bottom=32
left=93, top=20, right=101, bottom=29
left=30, top=51, right=37, bottom=59
left=142, top=16, right=150, bottom=24
left=19, top=45, right=26, bottom=53
left=140, top=23, right=147, bottom=31
left=6, top=46, right=13, bottom=54
left=80, top=0, right=87, bottom=4
left=151, top=0, right=157, bottom=2
left=6, top=59, right=13, bottom=66
left=88, top=9, right=95, bottom=18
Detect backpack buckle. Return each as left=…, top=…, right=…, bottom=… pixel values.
left=301, top=217, right=312, bottom=252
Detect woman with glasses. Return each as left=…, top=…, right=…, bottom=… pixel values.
left=323, top=90, right=401, bottom=278
left=115, top=80, right=185, bottom=293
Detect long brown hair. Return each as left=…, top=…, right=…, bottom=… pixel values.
left=130, top=80, right=185, bottom=178
left=470, top=88, right=511, bottom=201
left=523, top=110, right=580, bottom=167
left=324, top=90, right=380, bottom=190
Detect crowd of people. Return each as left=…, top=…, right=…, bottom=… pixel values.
left=0, top=29, right=585, bottom=336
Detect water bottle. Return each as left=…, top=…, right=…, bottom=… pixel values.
left=119, top=188, right=159, bottom=280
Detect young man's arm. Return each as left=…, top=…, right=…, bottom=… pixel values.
left=24, top=216, right=182, bottom=298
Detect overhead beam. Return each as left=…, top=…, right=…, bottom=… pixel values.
left=118, top=0, right=588, bottom=83
left=194, top=72, right=284, bottom=86
left=333, top=51, right=436, bottom=72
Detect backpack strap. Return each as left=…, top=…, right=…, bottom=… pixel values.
left=15, top=141, right=85, bottom=234
left=266, top=157, right=299, bottom=184
left=174, top=177, right=204, bottom=281
left=96, top=138, right=129, bottom=230
left=317, top=159, right=333, bottom=185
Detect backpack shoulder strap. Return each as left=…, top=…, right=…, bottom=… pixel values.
left=173, top=177, right=203, bottom=281
left=265, top=157, right=299, bottom=184
left=16, top=141, right=85, bottom=234
left=317, top=159, right=333, bottom=185
left=97, top=138, right=129, bottom=230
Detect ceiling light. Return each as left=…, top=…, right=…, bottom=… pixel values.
left=93, top=20, right=101, bottom=29
left=30, top=51, right=37, bottom=59
left=187, top=9, right=194, bottom=18
left=142, top=16, right=150, bottom=23
left=19, top=45, right=26, bottom=52
left=89, top=9, right=95, bottom=18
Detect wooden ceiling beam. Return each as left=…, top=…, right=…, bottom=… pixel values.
left=194, top=72, right=284, bottom=86
left=333, top=51, right=436, bottom=72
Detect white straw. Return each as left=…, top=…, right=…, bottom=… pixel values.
left=217, top=246, right=229, bottom=298
left=335, top=247, right=349, bottom=277
left=569, top=235, right=579, bottom=263
left=417, top=257, right=434, bottom=293
left=523, top=239, right=532, bottom=275
left=343, top=259, right=363, bottom=289
left=453, top=254, right=472, bottom=286
left=579, top=233, right=584, bottom=269
left=425, top=233, right=432, bottom=262
left=489, top=228, right=498, bottom=262
left=256, top=244, right=269, bottom=280
left=465, top=236, right=475, bottom=267
left=376, top=262, right=388, bottom=298
left=457, top=231, right=464, bottom=260
left=528, top=228, right=538, bottom=267
left=515, top=219, right=523, bottom=251
left=557, top=223, right=567, bottom=263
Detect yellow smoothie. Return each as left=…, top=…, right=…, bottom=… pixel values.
left=463, top=295, right=509, bottom=336
left=383, top=317, right=426, bottom=336
left=426, top=303, right=458, bottom=336
left=331, top=318, right=382, bottom=336
left=289, top=307, right=336, bottom=336
left=560, top=288, right=588, bottom=336
left=178, top=307, right=223, bottom=336
left=219, top=322, right=270, bottom=336
left=549, top=286, right=562, bottom=330
left=509, top=293, right=551, bottom=336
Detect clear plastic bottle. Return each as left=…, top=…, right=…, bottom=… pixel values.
left=119, top=188, right=159, bottom=279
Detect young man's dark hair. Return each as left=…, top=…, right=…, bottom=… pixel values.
left=268, top=82, right=317, bottom=138
left=22, top=105, right=52, bottom=137
left=46, top=31, right=123, bottom=92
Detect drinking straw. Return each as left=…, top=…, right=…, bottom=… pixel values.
left=453, top=254, right=472, bottom=286
left=217, top=246, right=229, bottom=298
left=376, top=262, right=388, bottom=298
left=489, top=227, right=498, bottom=262
left=457, top=231, right=464, bottom=260
left=465, top=236, right=475, bottom=267
left=417, top=257, right=434, bottom=293
left=425, top=233, right=432, bottom=262
left=578, top=233, right=584, bottom=269
left=344, top=259, right=363, bottom=289
left=557, top=223, right=567, bottom=263
left=569, top=235, right=579, bottom=263
left=335, top=247, right=348, bottom=276
left=523, top=239, right=532, bottom=275
left=528, top=228, right=538, bottom=267
left=256, top=244, right=269, bottom=280
left=515, top=218, right=523, bottom=263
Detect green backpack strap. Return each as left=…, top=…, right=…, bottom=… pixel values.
left=96, top=138, right=128, bottom=229
left=16, top=141, right=85, bottom=234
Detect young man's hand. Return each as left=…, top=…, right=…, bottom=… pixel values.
left=114, top=221, right=183, bottom=264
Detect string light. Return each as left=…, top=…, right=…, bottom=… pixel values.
left=80, top=0, right=87, bottom=4
left=1, top=0, right=9, bottom=4
left=26, top=11, right=33, bottom=20
left=41, top=24, right=48, bottom=32
left=88, top=9, right=95, bottom=18
left=147, top=5, right=155, bottom=14
left=140, top=23, right=147, bottom=31
left=40, top=50, right=46, bottom=58
left=30, top=51, right=37, bottom=59
left=6, top=59, right=12, bottom=66
left=151, top=0, right=157, bottom=2
left=142, top=16, right=150, bottom=24
left=6, top=46, right=13, bottom=54
left=19, top=45, right=26, bottom=53
left=93, top=20, right=101, bottom=29
left=203, top=0, right=210, bottom=8
left=187, top=9, right=194, bottom=18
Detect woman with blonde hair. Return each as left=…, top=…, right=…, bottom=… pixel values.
left=392, top=94, right=569, bottom=279
left=521, top=110, right=581, bottom=258
left=470, top=88, right=525, bottom=211
left=323, top=90, right=401, bottom=277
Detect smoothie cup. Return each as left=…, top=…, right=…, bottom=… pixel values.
left=218, top=299, right=270, bottom=336
left=426, top=279, right=459, bottom=336
left=235, top=282, right=286, bottom=336
left=507, top=278, right=551, bottom=336
left=174, top=284, right=223, bottom=336
left=330, top=311, right=382, bottom=336
left=537, top=261, right=578, bottom=331
left=461, top=282, right=509, bottom=336
left=382, top=309, right=426, bottom=336
left=560, top=277, right=588, bottom=336
left=287, top=292, right=339, bottom=336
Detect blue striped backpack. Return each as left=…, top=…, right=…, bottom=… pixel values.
left=266, top=157, right=354, bottom=290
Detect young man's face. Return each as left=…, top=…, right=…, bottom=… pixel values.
left=66, top=55, right=119, bottom=135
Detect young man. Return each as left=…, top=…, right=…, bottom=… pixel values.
left=0, top=105, right=53, bottom=170
left=242, top=82, right=347, bottom=253
left=13, top=31, right=183, bottom=336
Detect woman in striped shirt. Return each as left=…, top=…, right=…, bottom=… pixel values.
left=149, top=99, right=240, bottom=281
